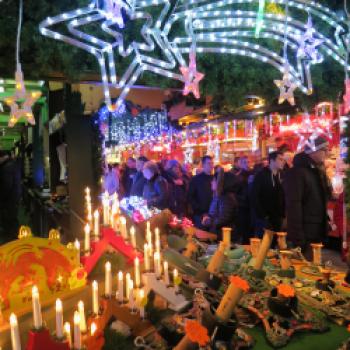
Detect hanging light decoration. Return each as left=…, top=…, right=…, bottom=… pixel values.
left=4, top=0, right=41, bottom=127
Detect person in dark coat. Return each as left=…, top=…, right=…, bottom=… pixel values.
left=188, top=155, right=214, bottom=229
left=202, top=170, right=238, bottom=238
left=284, top=136, right=332, bottom=258
left=234, top=156, right=253, bottom=244
left=142, top=161, right=169, bottom=210
left=0, top=150, right=21, bottom=243
left=121, top=157, right=137, bottom=197
left=165, top=159, right=189, bottom=217
left=130, top=156, right=148, bottom=197
left=252, top=151, right=285, bottom=236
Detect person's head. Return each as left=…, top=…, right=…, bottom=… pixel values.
left=233, top=157, right=240, bottom=168
left=239, top=156, right=249, bottom=171
left=0, top=150, right=9, bottom=164
left=107, top=163, right=113, bottom=172
left=269, top=151, right=285, bottom=172
left=142, top=161, right=159, bottom=180
left=283, top=151, right=294, bottom=167
left=127, top=157, right=136, bottom=169
left=262, top=157, right=269, bottom=167
left=305, top=136, right=329, bottom=165
left=166, top=159, right=181, bottom=177
left=182, top=163, right=192, bottom=176
left=202, top=155, right=214, bottom=175
left=136, top=156, right=148, bottom=172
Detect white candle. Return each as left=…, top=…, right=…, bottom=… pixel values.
left=93, top=210, right=100, bottom=239
left=10, top=313, right=21, bottom=350
left=130, top=226, right=137, bottom=248
left=144, top=244, right=150, bottom=271
left=118, top=271, right=124, bottom=303
left=146, top=222, right=152, bottom=245
left=110, top=204, right=116, bottom=229
left=173, top=269, right=180, bottom=292
left=134, top=257, right=141, bottom=288
left=90, top=322, right=97, bottom=336
left=64, top=322, right=71, bottom=348
left=148, top=242, right=153, bottom=260
left=125, top=273, right=131, bottom=300
left=154, top=252, right=160, bottom=278
left=129, top=280, right=134, bottom=310
left=87, top=204, right=92, bottom=224
left=73, top=311, right=81, bottom=349
left=92, top=281, right=99, bottom=315
left=155, top=228, right=160, bottom=255
left=78, top=301, right=87, bottom=333
left=163, top=261, right=170, bottom=285
left=120, top=216, right=127, bottom=239
left=84, top=223, right=91, bottom=255
left=32, top=285, right=42, bottom=329
left=139, top=289, right=145, bottom=318
left=102, top=191, right=109, bottom=225
left=74, top=239, right=80, bottom=264
left=55, top=299, right=64, bottom=338
left=105, top=261, right=112, bottom=297
left=85, top=187, right=90, bottom=197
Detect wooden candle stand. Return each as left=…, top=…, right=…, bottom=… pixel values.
left=142, top=273, right=189, bottom=312
left=26, top=328, right=70, bottom=350
left=88, top=298, right=155, bottom=339
left=81, top=227, right=143, bottom=275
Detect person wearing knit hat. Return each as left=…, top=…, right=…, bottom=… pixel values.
left=283, top=135, right=332, bottom=259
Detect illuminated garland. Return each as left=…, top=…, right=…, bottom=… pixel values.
left=40, top=0, right=350, bottom=110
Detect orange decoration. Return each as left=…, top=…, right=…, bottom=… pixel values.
left=277, top=284, right=295, bottom=298
left=347, top=324, right=350, bottom=332
left=185, top=319, right=210, bottom=346
left=229, top=275, right=250, bottom=292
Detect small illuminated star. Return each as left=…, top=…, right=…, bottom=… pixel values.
left=180, top=49, right=204, bottom=99
left=4, top=67, right=41, bottom=127
left=274, top=66, right=297, bottom=105
left=296, top=16, right=323, bottom=61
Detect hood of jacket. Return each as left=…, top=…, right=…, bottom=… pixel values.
left=293, top=152, right=315, bottom=169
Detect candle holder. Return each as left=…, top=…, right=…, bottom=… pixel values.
left=276, top=232, right=288, bottom=250
left=26, top=327, right=70, bottom=350
left=81, top=227, right=143, bottom=275
left=249, top=238, right=261, bottom=258
left=142, top=272, right=189, bottom=312
left=278, top=250, right=295, bottom=278
left=316, top=268, right=336, bottom=291
left=311, top=243, right=323, bottom=266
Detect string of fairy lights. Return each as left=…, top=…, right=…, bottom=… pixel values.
left=39, top=0, right=350, bottom=111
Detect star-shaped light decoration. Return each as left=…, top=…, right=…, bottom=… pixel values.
left=343, top=78, right=350, bottom=113
left=295, top=113, right=337, bottom=152
left=4, top=66, right=41, bottom=127
left=180, top=48, right=204, bottom=98
left=39, top=0, right=180, bottom=111
left=274, top=65, right=297, bottom=105
left=296, top=15, right=324, bottom=62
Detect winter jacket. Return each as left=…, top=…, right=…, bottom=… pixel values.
left=284, top=152, right=332, bottom=250
left=130, top=171, right=147, bottom=197
left=252, top=167, right=285, bottom=231
left=188, top=172, right=213, bottom=216
left=143, top=174, right=169, bottom=210
left=207, top=172, right=238, bottom=236
left=121, top=167, right=137, bottom=197
left=166, top=171, right=189, bottom=217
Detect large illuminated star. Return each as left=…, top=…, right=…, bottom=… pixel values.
left=274, top=65, right=297, bottom=106
left=4, top=67, right=41, bottom=127
left=39, top=0, right=180, bottom=111
left=180, top=49, right=204, bottom=99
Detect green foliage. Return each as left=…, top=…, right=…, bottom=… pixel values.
left=0, top=0, right=346, bottom=108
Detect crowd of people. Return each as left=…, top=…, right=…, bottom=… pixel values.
left=105, top=135, right=334, bottom=258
